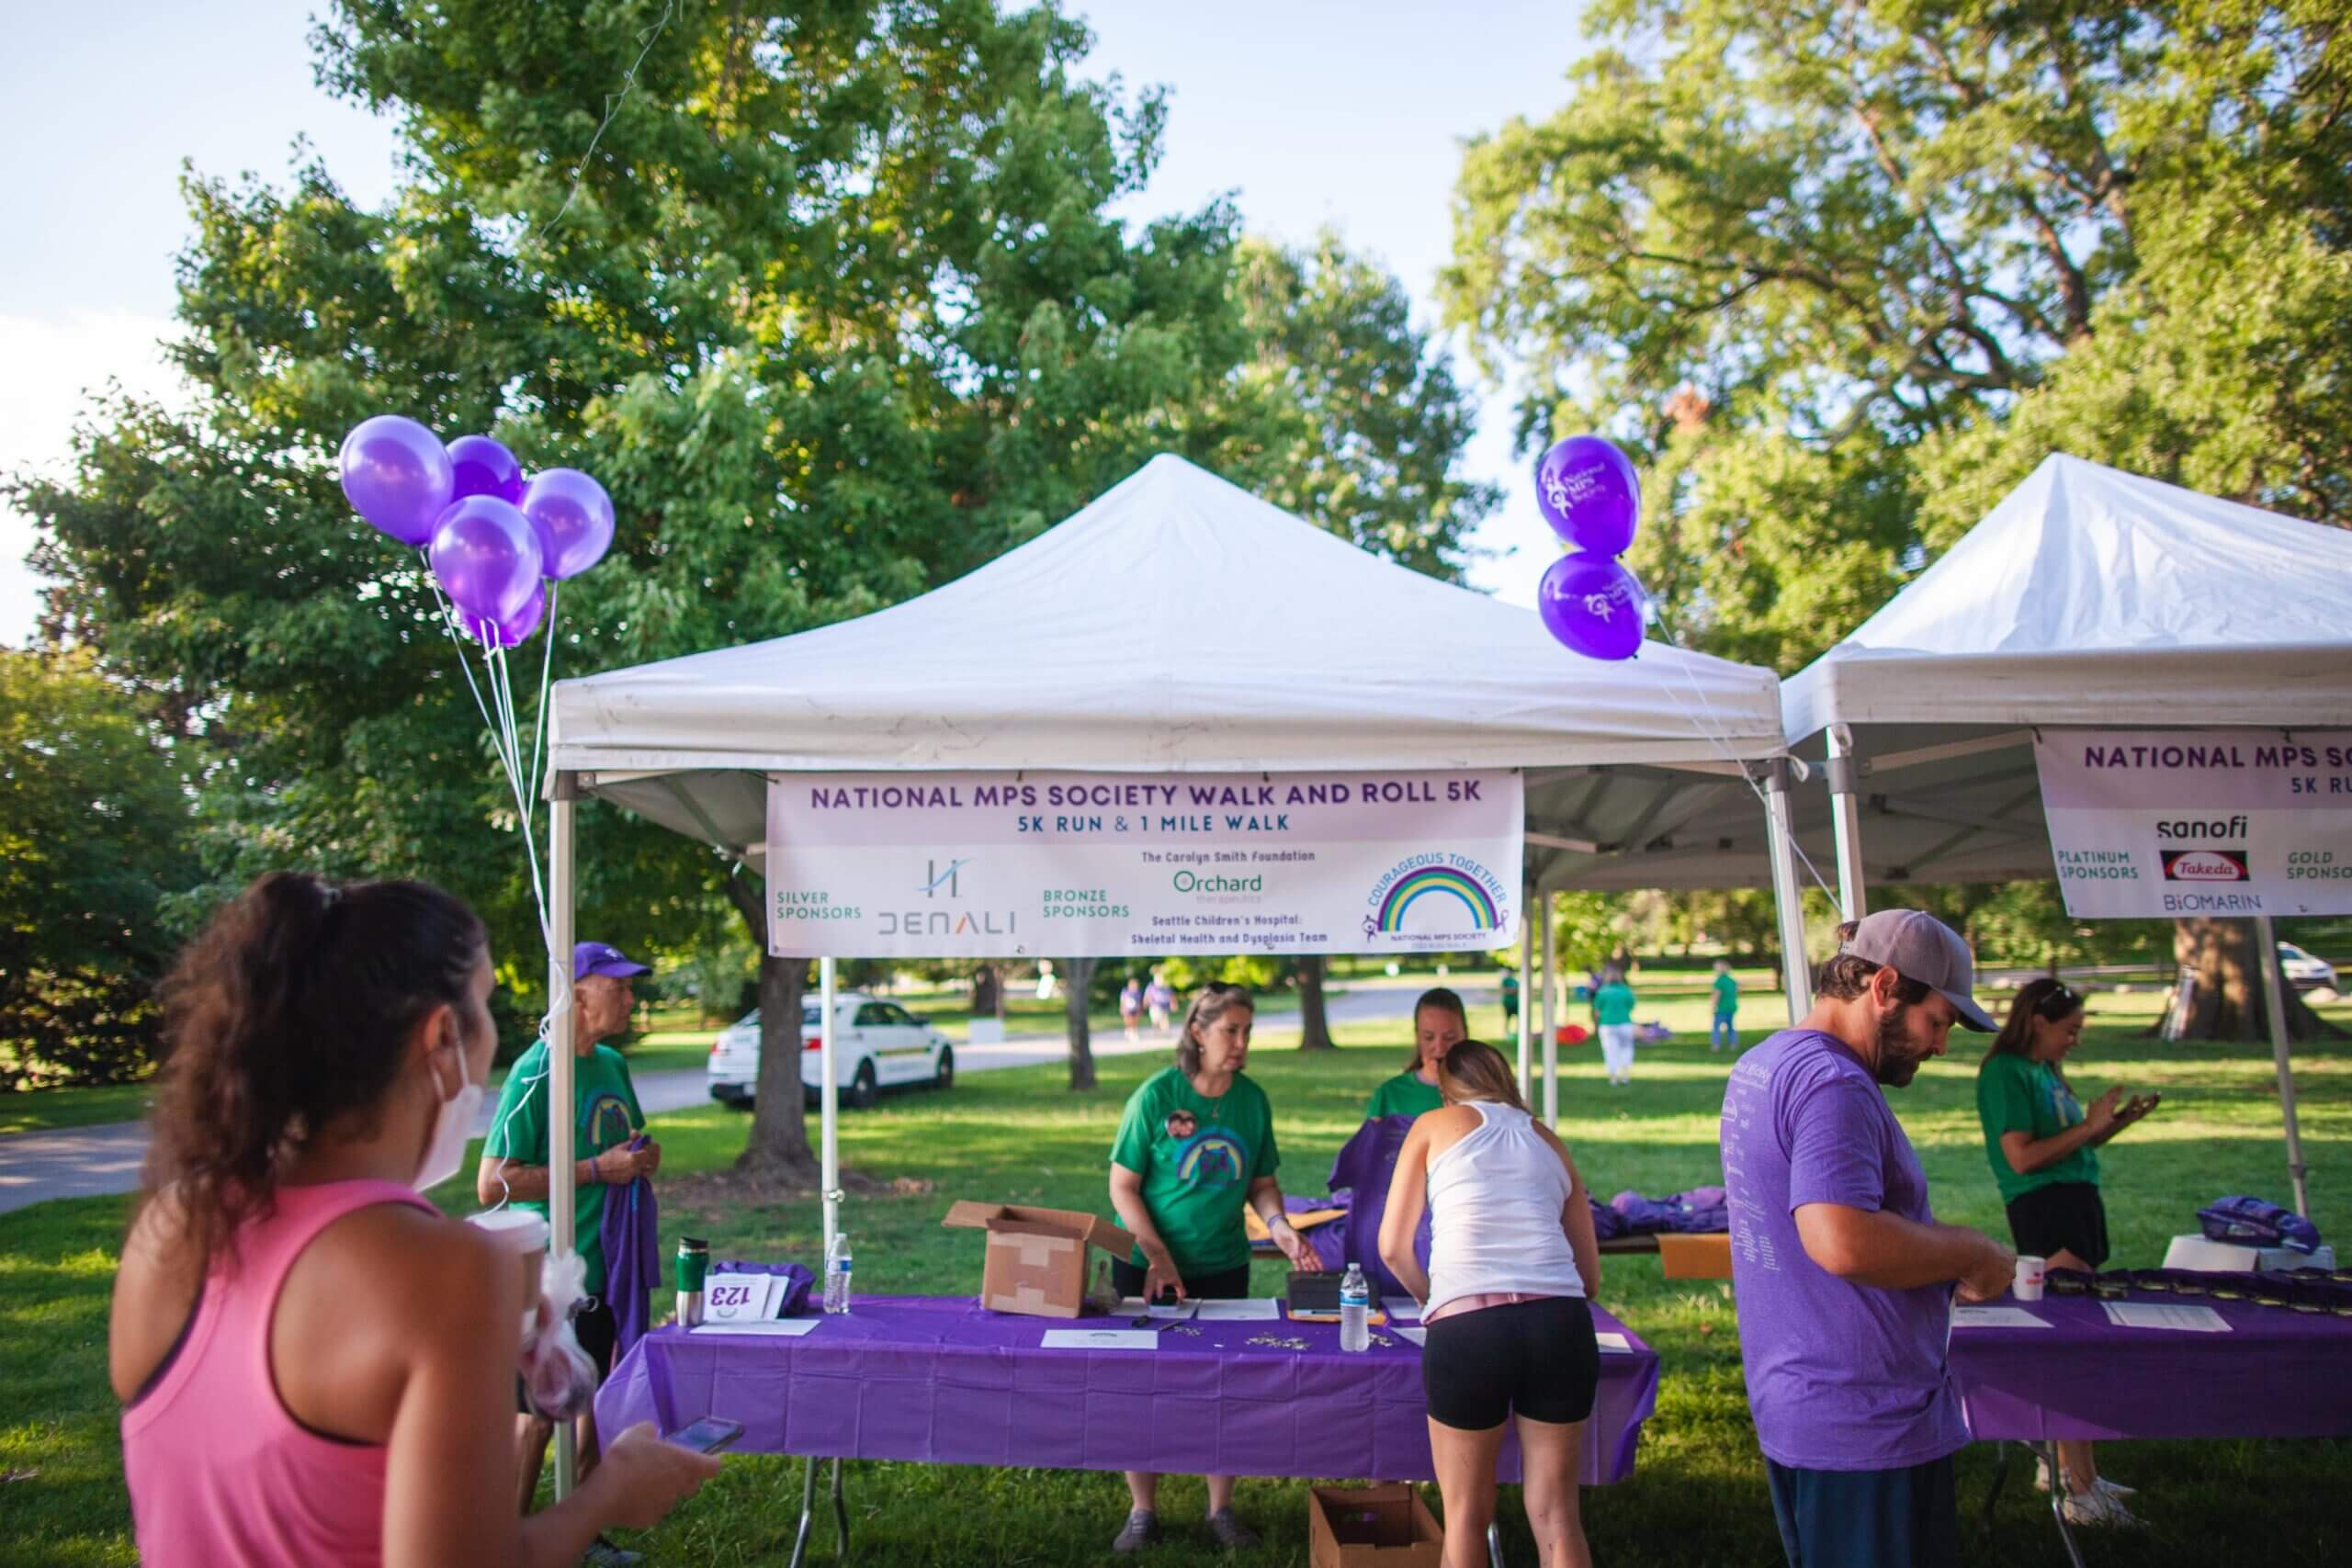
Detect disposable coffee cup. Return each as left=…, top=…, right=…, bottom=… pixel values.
left=2014, top=1254, right=2047, bottom=1302
left=469, top=1210, right=551, bottom=1305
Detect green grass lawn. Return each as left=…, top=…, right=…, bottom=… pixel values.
left=4, top=994, right=2346, bottom=1566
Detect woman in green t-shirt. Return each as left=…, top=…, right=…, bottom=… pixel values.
left=1362, top=987, right=1468, bottom=1121
left=1105, top=983, right=1323, bottom=1555
left=1975, top=978, right=2160, bottom=1525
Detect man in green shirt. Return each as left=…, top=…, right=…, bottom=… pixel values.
left=1710, top=959, right=1741, bottom=1053
left=1594, top=967, right=1638, bottom=1086
left=479, top=941, right=660, bottom=1522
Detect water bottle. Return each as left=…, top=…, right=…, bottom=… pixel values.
left=1340, top=1261, right=1370, bottom=1352
left=824, top=1231, right=853, bottom=1314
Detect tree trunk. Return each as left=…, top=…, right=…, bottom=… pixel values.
left=723, top=876, right=821, bottom=1180
left=1065, top=955, right=1099, bottom=1090
left=1295, top=956, right=1335, bottom=1050
left=2155, top=918, right=2348, bottom=1043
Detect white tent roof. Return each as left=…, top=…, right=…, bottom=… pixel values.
left=1670, top=454, right=2352, bottom=895
left=548, top=454, right=1786, bottom=868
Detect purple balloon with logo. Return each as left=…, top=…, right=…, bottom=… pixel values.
left=339, top=415, right=454, bottom=546
left=447, top=434, right=527, bottom=505
left=455, top=581, right=545, bottom=649
left=1537, top=552, right=1647, bottom=661
left=1534, top=435, right=1641, bottom=555
left=520, top=468, right=616, bottom=580
left=429, top=496, right=545, bottom=624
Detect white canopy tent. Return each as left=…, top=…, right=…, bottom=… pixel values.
left=1774, top=454, right=2352, bottom=1217
left=527, top=455, right=1799, bottom=1483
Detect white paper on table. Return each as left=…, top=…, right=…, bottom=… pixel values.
left=1951, top=1306, right=2050, bottom=1329
left=1193, top=1298, right=1282, bottom=1321
left=1392, top=1326, right=1428, bottom=1347
left=1043, top=1328, right=1161, bottom=1350
left=700, top=1272, right=781, bottom=1325
left=692, top=1316, right=820, bottom=1337
left=1382, top=1296, right=1422, bottom=1322
left=1593, top=1331, right=1634, bottom=1353
left=2101, top=1302, right=2231, bottom=1333
left=1114, top=1296, right=1198, bottom=1320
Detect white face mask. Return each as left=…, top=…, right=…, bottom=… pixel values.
left=415, top=1038, right=483, bottom=1192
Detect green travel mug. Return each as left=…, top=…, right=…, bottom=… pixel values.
left=676, top=1235, right=709, bottom=1326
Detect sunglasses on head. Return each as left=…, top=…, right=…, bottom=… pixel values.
left=2034, top=984, right=2079, bottom=1019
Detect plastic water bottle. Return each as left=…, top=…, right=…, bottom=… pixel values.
left=824, top=1232, right=853, bottom=1314
left=1340, top=1262, right=1370, bottom=1352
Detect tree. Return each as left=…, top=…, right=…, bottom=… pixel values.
left=0, top=651, right=196, bottom=1087
left=2160, top=919, right=2347, bottom=1043
left=1295, top=957, right=1335, bottom=1050
left=1062, top=956, right=1100, bottom=1090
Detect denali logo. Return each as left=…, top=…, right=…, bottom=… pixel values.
left=2162, top=850, right=2248, bottom=882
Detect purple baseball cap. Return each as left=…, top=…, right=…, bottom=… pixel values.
left=573, top=941, right=650, bottom=982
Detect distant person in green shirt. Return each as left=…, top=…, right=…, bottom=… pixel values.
left=1975, top=978, right=2160, bottom=1527
left=1499, top=970, right=1521, bottom=1036
left=1363, top=987, right=1469, bottom=1121
left=478, top=941, right=660, bottom=1518
left=1106, top=983, right=1322, bottom=1555
left=1710, top=959, right=1740, bottom=1053
left=1594, top=967, right=1638, bottom=1085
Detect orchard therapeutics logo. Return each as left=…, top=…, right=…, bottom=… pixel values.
left=2163, top=849, right=2249, bottom=883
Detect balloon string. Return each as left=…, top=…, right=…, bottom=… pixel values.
left=526, top=580, right=560, bottom=808
left=420, top=547, right=504, bottom=743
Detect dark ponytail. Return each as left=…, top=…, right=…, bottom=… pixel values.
left=142, top=873, right=487, bottom=1265
left=1983, top=977, right=2084, bottom=1083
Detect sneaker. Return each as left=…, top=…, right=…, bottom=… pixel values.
left=1205, top=1509, right=1261, bottom=1551
left=1111, top=1509, right=1160, bottom=1556
left=2034, top=1456, right=2052, bottom=1494
left=2097, top=1476, right=2139, bottom=1498
left=2060, top=1487, right=2146, bottom=1529
left=582, top=1540, right=643, bottom=1567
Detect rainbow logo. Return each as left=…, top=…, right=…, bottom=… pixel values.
left=1173, top=1132, right=1249, bottom=1189
left=1374, top=866, right=1501, bottom=933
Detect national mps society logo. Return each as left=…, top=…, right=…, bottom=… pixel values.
left=1363, top=855, right=1507, bottom=941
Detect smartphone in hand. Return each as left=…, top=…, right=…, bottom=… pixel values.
left=662, top=1416, right=744, bottom=1454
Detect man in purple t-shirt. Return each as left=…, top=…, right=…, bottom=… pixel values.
left=1722, top=910, right=2015, bottom=1568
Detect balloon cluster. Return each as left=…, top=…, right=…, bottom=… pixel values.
left=1532, top=435, right=1648, bottom=661
left=336, top=415, right=615, bottom=648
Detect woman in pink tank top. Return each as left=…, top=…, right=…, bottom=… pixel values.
left=111, top=873, right=718, bottom=1567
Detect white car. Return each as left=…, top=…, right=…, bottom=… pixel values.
left=706, top=992, right=955, bottom=1110
left=2278, top=942, right=2339, bottom=994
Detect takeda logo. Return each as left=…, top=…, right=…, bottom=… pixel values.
left=2162, top=850, right=2249, bottom=882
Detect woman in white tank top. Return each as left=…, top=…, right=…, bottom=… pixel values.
left=1379, top=1040, right=1602, bottom=1568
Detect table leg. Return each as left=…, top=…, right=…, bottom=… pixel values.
left=2026, top=1442, right=2089, bottom=1568
left=787, top=1452, right=819, bottom=1568
left=1487, top=1520, right=1505, bottom=1568
left=830, top=1455, right=850, bottom=1561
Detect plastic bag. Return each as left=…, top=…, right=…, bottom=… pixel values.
left=518, top=1249, right=600, bottom=1421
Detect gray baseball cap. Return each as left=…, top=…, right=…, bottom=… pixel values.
left=1841, top=909, right=1996, bottom=1032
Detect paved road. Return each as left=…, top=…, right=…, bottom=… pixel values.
left=0, top=983, right=1454, bottom=1214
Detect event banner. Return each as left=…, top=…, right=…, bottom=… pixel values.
left=2033, top=729, right=2352, bottom=919
left=763, top=769, right=1524, bottom=958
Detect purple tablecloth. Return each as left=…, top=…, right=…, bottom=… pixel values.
left=597, top=1294, right=1660, bottom=1483
left=1952, top=1292, right=2352, bottom=1441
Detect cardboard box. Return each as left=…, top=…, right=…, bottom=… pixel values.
left=1307, top=1485, right=1441, bottom=1568
left=942, top=1201, right=1129, bottom=1318
left=1657, top=1230, right=1734, bottom=1280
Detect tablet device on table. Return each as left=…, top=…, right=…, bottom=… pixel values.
left=663, top=1416, right=744, bottom=1454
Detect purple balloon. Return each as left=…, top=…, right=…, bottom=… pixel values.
left=429, top=496, right=545, bottom=623
left=1537, top=552, right=1647, bottom=661
left=520, top=468, right=616, bottom=580
left=340, top=415, right=455, bottom=546
left=1534, top=435, right=1641, bottom=555
left=447, top=434, right=526, bottom=506
left=455, top=581, right=545, bottom=649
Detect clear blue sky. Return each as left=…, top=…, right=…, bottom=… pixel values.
left=0, top=1, right=1587, bottom=642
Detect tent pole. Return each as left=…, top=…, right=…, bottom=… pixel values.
left=1761, top=761, right=1814, bottom=1023
left=821, top=956, right=840, bottom=1262
left=2254, top=917, right=2313, bottom=1218
left=1539, top=890, right=1558, bottom=1126
left=1826, top=725, right=1869, bottom=921
left=1516, top=897, right=1533, bottom=1104
left=548, top=773, right=579, bottom=1498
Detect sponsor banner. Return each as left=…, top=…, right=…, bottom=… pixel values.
left=2033, top=729, right=2352, bottom=919
left=763, top=770, right=1523, bottom=957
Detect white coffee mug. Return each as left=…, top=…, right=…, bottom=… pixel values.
left=2013, top=1254, right=2047, bottom=1302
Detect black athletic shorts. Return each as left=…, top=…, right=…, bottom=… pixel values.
left=514, top=1296, right=618, bottom=1416
left=2006, top=1182, right=2109, bottom=1269
left=1110, top=1257, right=1252, bottom=1301
left=1421, top=1294, right=1600, bottom=1430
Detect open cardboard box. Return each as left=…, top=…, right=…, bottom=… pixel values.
left=942, top=1201, right=1129, bottom=1319
left=1307, top=1484, right=1441, bottom=1568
